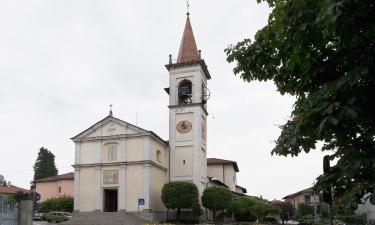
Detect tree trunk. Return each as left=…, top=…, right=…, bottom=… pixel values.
left=166, top=208, right=169, bottom=221
left=177, top=208, right=181, bottom=221
left=213, top=209, right=216, bottom=224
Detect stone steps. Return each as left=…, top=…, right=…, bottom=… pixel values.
left=62, top=212, right=147, bottom=225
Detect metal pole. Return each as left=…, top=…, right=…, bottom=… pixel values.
left=328, top=204, right=333, bottom=225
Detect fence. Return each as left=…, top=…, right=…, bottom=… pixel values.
left=0, top=202, right=18, bottom=225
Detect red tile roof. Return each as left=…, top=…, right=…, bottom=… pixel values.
left=177, top=15, right=200, bottom=63
left=35, top=172, right=74, bottom=183
left=0, top=186, right=28, bottom=194
left=207, top=158, right=239, bottom=172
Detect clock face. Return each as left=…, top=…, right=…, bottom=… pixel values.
left=176, top=120, right=192, bottom=133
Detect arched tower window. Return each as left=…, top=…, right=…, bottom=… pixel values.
left=178, top=79, right=192, bottom=105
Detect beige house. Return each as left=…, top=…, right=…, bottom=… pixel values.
left=207, top=158, right=246, bottom=195
left=35, top=172, right=74, bottom=202
left=72, top=14, right=247, bottom=221
left=283, top=187, right=320, bottom=214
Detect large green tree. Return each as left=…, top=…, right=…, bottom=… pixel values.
left=201, top=186, right=232, bottom=223
left=225, top=0, right=375, bottom=204
left=161, top=181, right=199, bottom=221
left=33, top=147, right=58, bottom=180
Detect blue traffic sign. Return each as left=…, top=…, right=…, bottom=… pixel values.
left=138, top=198, right=145, bottom=205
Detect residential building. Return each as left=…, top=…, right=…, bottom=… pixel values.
left=35, top=172, right=74, bottom=202
left=283, top=187, right=320, bottom=215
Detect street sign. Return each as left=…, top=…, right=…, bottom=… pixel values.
left=138, top=198, right=145, bottom=206
left=34, top=192, right=41, bottom=202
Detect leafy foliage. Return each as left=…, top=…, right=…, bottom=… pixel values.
left=201, top=186, right=232, bottom=222
left=39, top=196, right=73, bottom=213
left=161, top=181, right=199, bottom=220
left=33, top=147, right=58, bottom=180
left=272, top=201, right=295, bottom=222
left=252, top=200, right=281, bottom=222
left=191, top=201, right=203, bottom=217
left=231, top=196, right=258, bottom=221
left=225, top=0, right=375, bottom=204
left=231, top=196, right=281, bottom=222
left=0, top=175, right=12, bottom=187
left=297, top=203, right=314, bottom=218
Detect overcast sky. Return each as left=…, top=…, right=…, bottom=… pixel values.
left=0, top=0, right=328, bottom=200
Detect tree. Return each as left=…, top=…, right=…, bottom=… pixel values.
left=33, top=147, right=58, bottom=180
left=272, top=201, right=295, bottom=224
left=191, top=202, right=203, bottom=218
left=252, top=200, right=281, bottom=222
left=297, top=203, right=314, bottom=219
left=161, top=181, right=199, bottom=221
left=225, top=0, right=375, bottom=204
left=231, top=196, right=258, bottom=221
left=0, top=175, right=11, bottom=187
left=201, top=186, right=232, bottom=223
left=231, top=196, right=281, bottom=222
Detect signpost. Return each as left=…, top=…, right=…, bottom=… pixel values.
left=323, top=155, right=333, bottom=225
left=138, top=198, right=145, bottom=212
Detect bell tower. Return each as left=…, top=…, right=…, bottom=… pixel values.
left=165, top=13, right=211, bottom=194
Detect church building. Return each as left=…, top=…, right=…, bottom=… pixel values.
left=71, top=14, right=246, bottom=221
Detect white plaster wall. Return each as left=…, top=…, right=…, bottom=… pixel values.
left=126, top=138, right=144, bottom=161
left=207, top=164, right=224, bottom=182
left=173, top=146, right=193, bottom=177
left=149, top=167, right=167, bottom=211
left=79, top=167, right=96, bottom=212
left=80, top=141, right=96, bottom=164
left=125, top=165, right=144, bottom=211
left=150, top=139, right=168, bottom=168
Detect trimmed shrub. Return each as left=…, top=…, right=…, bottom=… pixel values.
left=39, top=195, right=73, bottom=213
left=161, top=181, right=199, bottom=220
left=192, top=202, right=203, bottom=217
left=201, top=186, right=232, bottom=222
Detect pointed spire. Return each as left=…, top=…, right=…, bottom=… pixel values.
left=177, top=14, right=200, bottom=63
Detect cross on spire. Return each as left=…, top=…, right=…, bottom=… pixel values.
left=109, top=104, right=113, bottom=116
left=186, top=0, right=190, bottom=16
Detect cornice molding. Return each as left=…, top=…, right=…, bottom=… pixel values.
left=72, top=160, right=167, bottom=171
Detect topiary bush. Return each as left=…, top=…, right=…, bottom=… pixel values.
left=201, top=186, right=232, bottom=222
left=161, top=181, right=199, bottom=221
left=231, top=196, right=258, bottom=222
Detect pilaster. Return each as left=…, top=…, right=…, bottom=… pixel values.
left=73, top=168, right=80, bottom=211
left=95, top=141, right=102, bottom=163
left=143, top=164, right=151, bottom=210
left=74, top=143, right=81, bottom=164
left=119, top=165, right=126, bottom=210
left=95, top=166, right=101, bottom=211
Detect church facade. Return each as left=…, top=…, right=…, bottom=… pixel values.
left=71, top=14, right=246, bottom=220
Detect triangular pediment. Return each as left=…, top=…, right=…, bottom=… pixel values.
left=71, top=116, right=147, bottom=141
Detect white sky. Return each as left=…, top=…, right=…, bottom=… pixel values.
left=0, top=0, right=327, bottom=200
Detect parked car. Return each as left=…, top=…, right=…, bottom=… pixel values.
left=46, top=211, right=72, bottom=223
left=33, top=213, right=43, bottom=221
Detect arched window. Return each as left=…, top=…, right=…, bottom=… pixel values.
left=178, top=79, right=192, bottom=105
